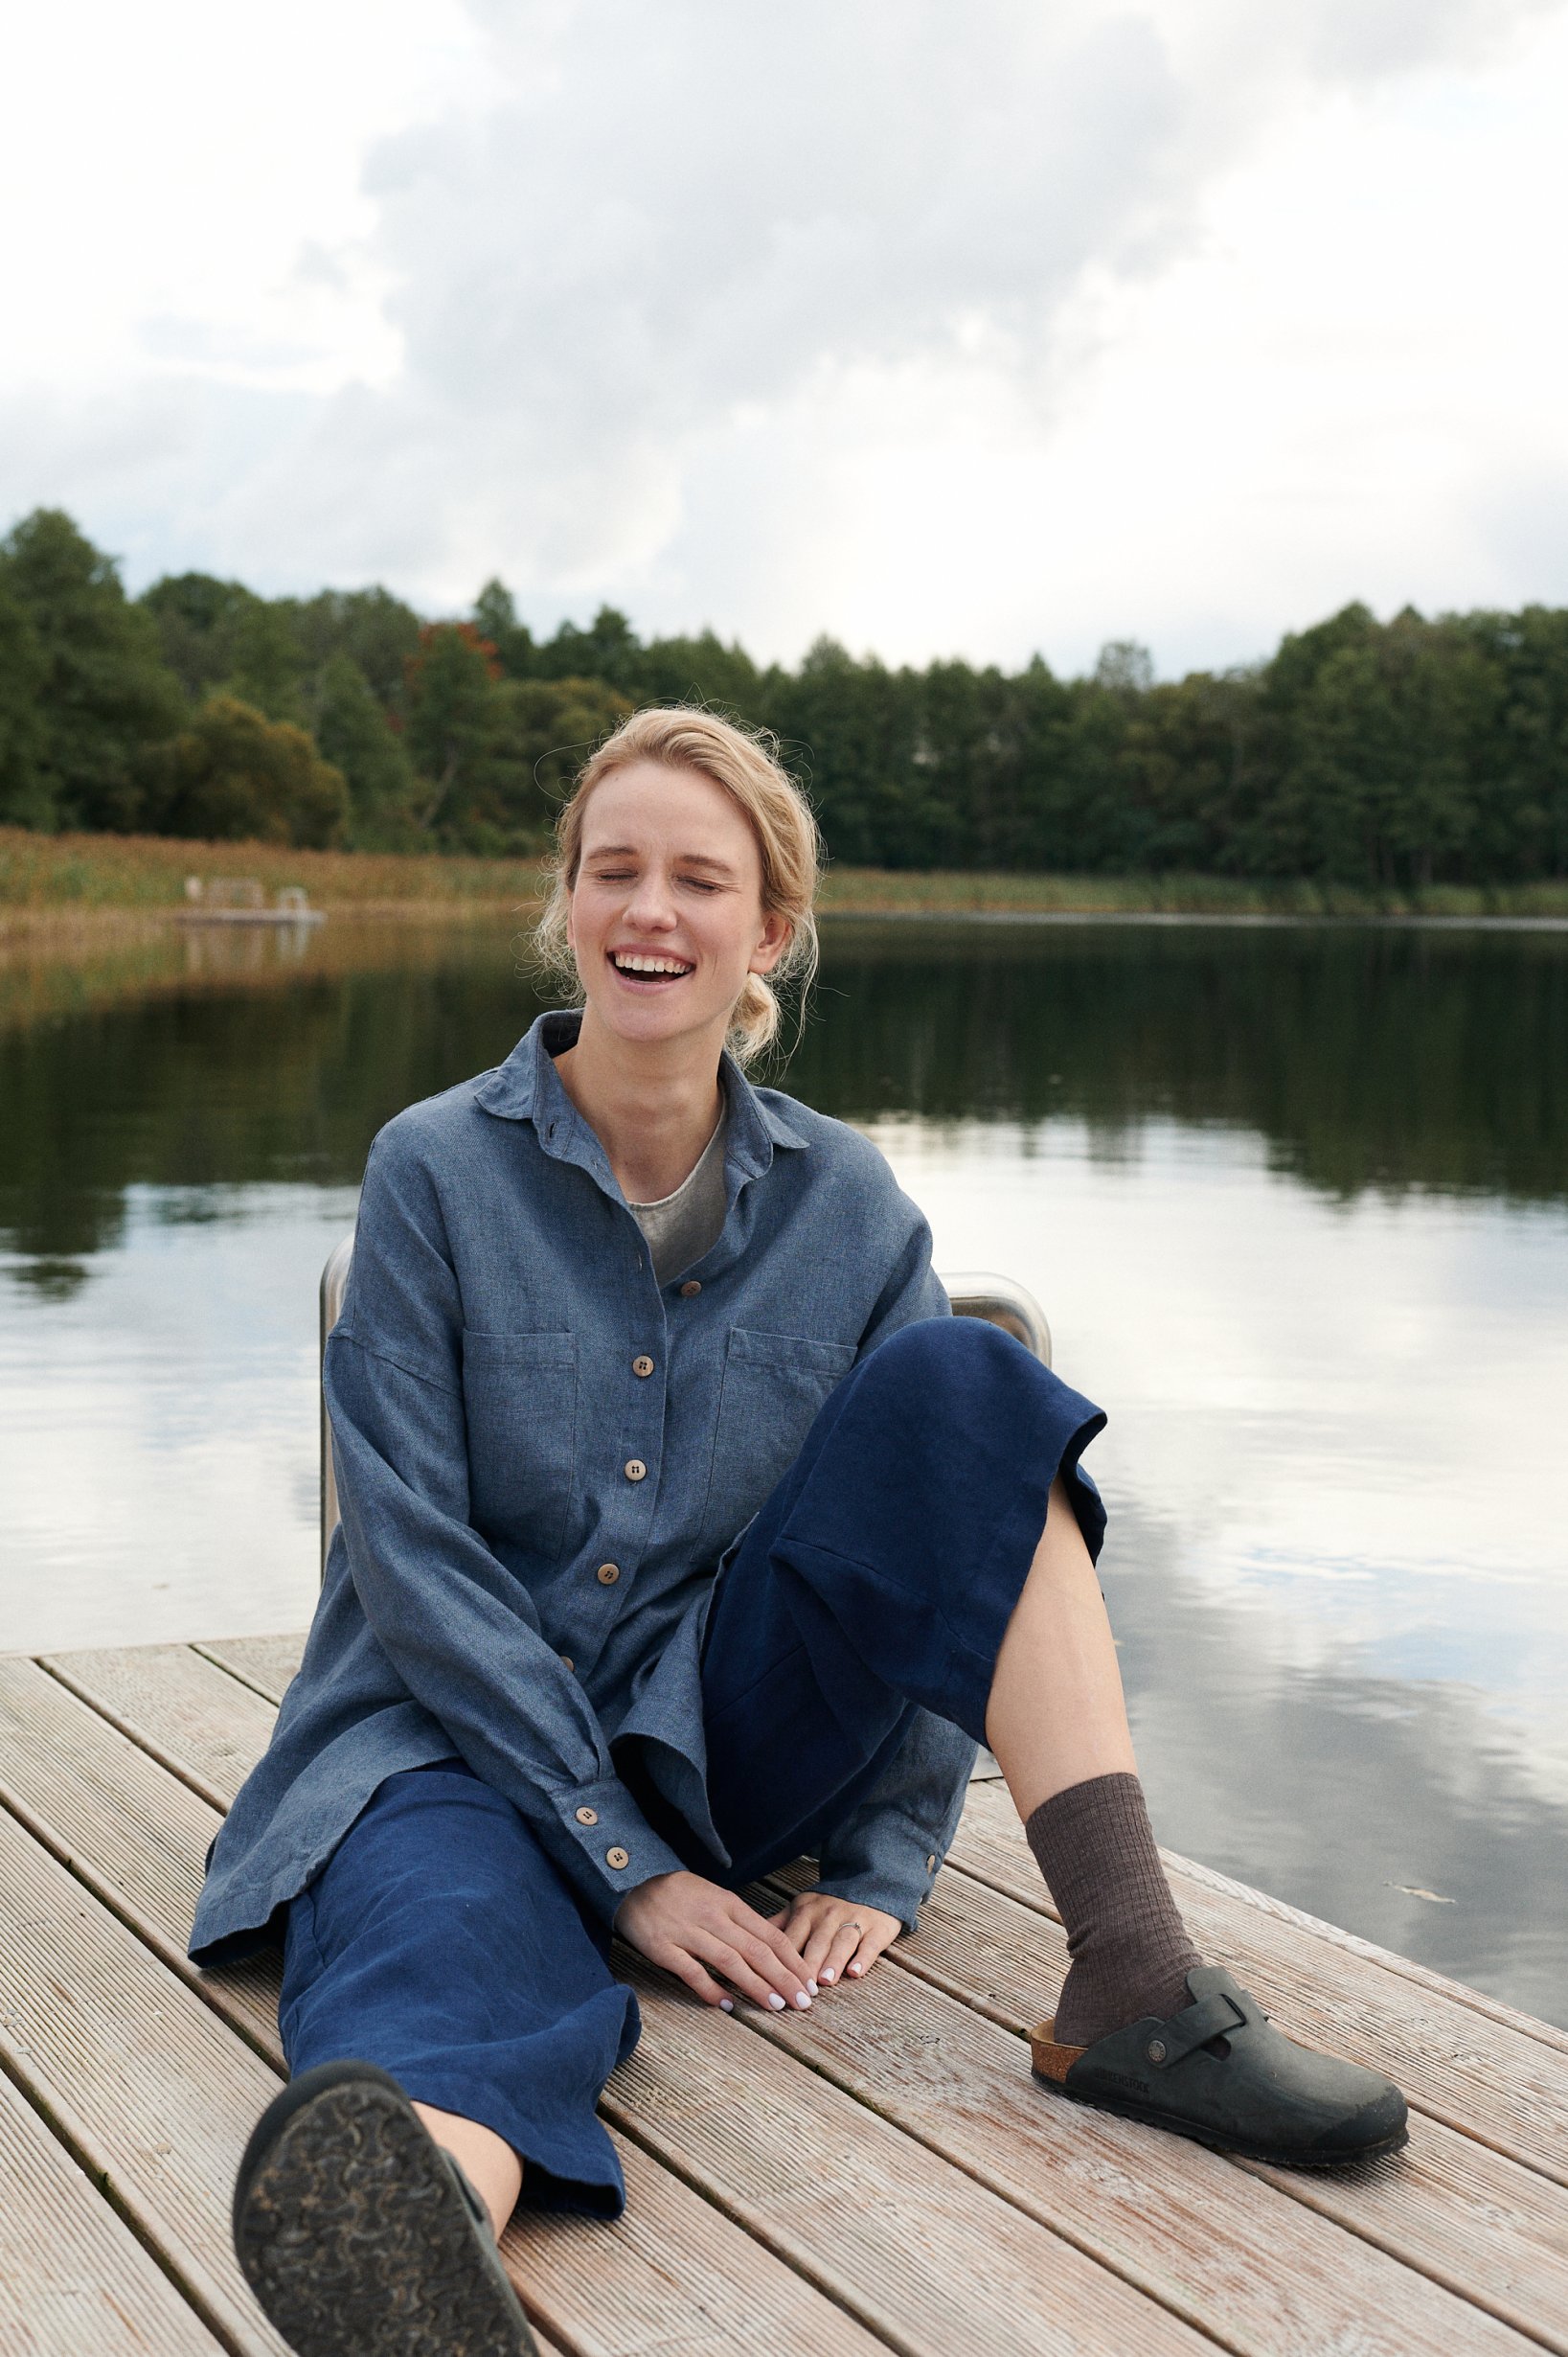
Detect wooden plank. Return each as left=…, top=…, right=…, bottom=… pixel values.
left=769, top=1859, right=1568, bottom=2357
left=51, top=1637, right=1568, bottom=2351
left=952, top=1781, right=1568, bottom=2188
left=49, top=1642, right=1216, bottom=2357
left=0, top=2067, right=224, bottom=2357
left=0, top=1806, right=294, bottom=2357
left=0, top=1662, right=894, bottom=2357
left=511, top=2133, right=887, bottom=2357
left=192, top=1636, right=306, bottom=1707
left=41, top=1644, right=277, bottom=1813
left=1163, top=1846, right=1568, bottom=2061
left=611, top=1958, right=1215, bottom=2357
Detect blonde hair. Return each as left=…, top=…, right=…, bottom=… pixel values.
left=535, top=706, right=821, bottom=1064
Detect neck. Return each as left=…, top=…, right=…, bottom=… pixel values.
left=553, top=1007, right=725, bottom=1202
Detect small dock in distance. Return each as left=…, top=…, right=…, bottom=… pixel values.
left=1, top=1632, right=1565, bottom=2356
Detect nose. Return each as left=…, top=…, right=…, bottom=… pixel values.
left=623, top=866, right=679, bottom=932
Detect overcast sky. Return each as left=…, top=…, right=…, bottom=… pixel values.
left=5, top=0, right=1567, bottom=677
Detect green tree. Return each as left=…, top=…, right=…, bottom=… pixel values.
left=145, top=695, right=349, bottom=847
left=0, top=510, right=185, bottom=831
left=0, top=579, right=48, bottom=827
left=311, top=654, right=420, bottom=848
left=472, top=579, right=537, bottom=680
left=401, top=623, right=507, bottom=840
left=285, top=586, right=424, bottom=711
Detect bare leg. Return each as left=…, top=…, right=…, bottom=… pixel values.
left=412, top=2103, right=522, bottom=2237
left=985, top=1473, right=1136, bottom=1818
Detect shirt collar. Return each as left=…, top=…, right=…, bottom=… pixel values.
left=473, top=1010, right=810, bottom=1178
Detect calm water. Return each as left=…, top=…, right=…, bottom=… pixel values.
left=2, top=914, right=1565, bottom=2025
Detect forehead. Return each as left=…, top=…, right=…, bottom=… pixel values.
left=579, top=759, right=759, bottom=865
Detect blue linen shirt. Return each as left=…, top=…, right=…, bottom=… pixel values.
left=191, top=1010, right=967, bottom=1964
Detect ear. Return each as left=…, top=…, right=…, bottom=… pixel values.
left=748, top=908, right=793, bottom=977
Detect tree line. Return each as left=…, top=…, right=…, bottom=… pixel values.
left=2, top=505, right=1566, bottom=883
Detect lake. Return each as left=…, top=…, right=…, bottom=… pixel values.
left=2, top=911, right=1565, bottom=2025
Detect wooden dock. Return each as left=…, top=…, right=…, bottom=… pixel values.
left=2, top=1633, right=1565, bottom=2356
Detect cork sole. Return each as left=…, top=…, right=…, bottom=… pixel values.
left=1027, top=2018, right=1085, bottom=2085
left=234, top=2071, right=537, bottom=2357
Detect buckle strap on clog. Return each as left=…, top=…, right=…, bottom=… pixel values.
left=1143, top=1982, right=1251, bottom=2070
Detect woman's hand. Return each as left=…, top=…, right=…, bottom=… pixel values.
left=777, top=1891, right=902, bottom=1985
left=615, top=1870, right=816, bottom=2014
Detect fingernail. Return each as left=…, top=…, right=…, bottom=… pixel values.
left=719, top=1998, right=735, bottom=2012
left=807, top=1979, right=819, bottom=1996
left=848, top=1961, right=863, bottom=1976
left=794, top=1990, right=812, bottom=2009
left=818, top=1968, right=834, bottom=1983
left=768, top=1992, right=786, bottom=2010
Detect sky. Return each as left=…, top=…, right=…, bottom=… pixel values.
left=4, top=0, right=1568, bottom=679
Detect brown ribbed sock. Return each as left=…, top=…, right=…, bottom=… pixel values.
left=1024, top=1772, right=1202, bottom=2048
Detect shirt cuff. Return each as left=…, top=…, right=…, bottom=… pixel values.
left=813, top=1846, right=946, bottom=1938
left=543, top=1773, right=687, bottom=1924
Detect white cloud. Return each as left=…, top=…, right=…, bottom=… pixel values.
left=2, top=0, right=1565, bottom=670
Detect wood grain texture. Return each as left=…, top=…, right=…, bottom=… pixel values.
left=41, top=1644, right=276, bottom=1811
left=612, top=1957, right=1213, bottom=2357
left=3, top=1658, right=895, bottom=2357
left=953, top=1781, right=1568, bottom=2188
left=192, top=1636, right=307, bottom=1708
left=0, top=1806, right=293, bottom=2357
left=0, top=2067, right=224, bottom=2357
left=762, top=1866, right=1557, bottom=2357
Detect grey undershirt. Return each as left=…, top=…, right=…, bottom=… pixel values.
left=628, top=1109, right=730, bottom=1285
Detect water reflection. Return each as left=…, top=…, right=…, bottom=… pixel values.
left=1, top=915, right=1564, bottom=2023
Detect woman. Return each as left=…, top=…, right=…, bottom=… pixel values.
left=194, top=709, right=1406, bottom=2357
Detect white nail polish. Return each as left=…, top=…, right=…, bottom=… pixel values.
left=795, top=1991, right=811, bottom=2008
left=807, top=1979, right=819, bottom=1995
left=719, top=1998, right=734, bottom=2012
left=768, top=1992, right=786, bottom=2010
left=819, top=1968, right=834, bottom=1983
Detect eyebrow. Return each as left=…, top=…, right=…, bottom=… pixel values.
left=584, top=843, right=740, bottom=878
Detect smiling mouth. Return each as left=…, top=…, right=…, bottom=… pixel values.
left=609, top=950, right=694, bottom=983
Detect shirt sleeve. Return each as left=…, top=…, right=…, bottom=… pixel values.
left=855, top=1174, right=952, bottom=1358
left=812, top=1708, right=977, bottom=1934
left=325, top=1127, right=687, bottom=1924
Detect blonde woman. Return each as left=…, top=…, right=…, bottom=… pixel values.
left=196, top=710, right=1406, bottom=2357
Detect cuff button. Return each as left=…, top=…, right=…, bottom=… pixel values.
left=606, top=1845, right=630, bottom=1869
left=575, top=1806, right=599, bottom=1825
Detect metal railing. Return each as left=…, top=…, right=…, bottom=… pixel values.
left=319, top=1239, right=1049, bottom=1574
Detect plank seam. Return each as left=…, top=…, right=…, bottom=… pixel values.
left=35, top=1658, right=237, bottom=1815
left=941, top=1853, right=1568, bottom=2196
left=0, top=2009, right=253, bottom=2357
left=761, top=1881, right=1568, bottom=2357
left=0, top=1777, right=286, bottom=2079
left=190, top=1644, right=292, bottom=1709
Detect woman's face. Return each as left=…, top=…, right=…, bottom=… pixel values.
left=567, top=759, right=791, bottom=1054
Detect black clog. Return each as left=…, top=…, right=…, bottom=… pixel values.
left=1031, top=1964, right=1409, bottom=2168
left=233, top=2059, right=539, bottom=2357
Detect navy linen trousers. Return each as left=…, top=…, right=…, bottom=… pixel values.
left=280, top=1318, right=1106, bottom=2213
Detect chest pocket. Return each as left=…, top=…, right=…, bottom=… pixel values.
left=697, top=1326, right=856, bottom=1564
left=462, top=1330, right=578, bottom=1564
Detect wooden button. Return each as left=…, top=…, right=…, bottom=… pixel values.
left=624, top=1458, right=647, bottom=1482
left=926, top=1854, right=937, bottom=1871
left=605, top=1846, right=630, bottom=1870
left=679, top=1280, right=701, bottom=1297
left=560, top=1656, right=575, bottom=1673
left=596, top=1562, right=621, bottom=1585
left=632, top=1354, right=654, bottom=1378
left=576, top=1805, right=599, bottom=1824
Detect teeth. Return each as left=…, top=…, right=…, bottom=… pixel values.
left=613, top=952, right=693, bottom=975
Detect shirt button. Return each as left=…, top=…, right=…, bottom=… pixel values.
left=679, top=1280, right=701, bottom=1297
left=632, top=1354, right=654, bottom=1378
left=624, top=1458, right=647, bottom=1482
left=926, top=1854, right=937, bottom=1871
left=606, top=1846, right=630, bottom=1869
left=560, top=1655, right=575, bottom=1672
left=596, top=1562, right=621, bottom=1585
left=576, top=1806, right=599, bottom=1824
